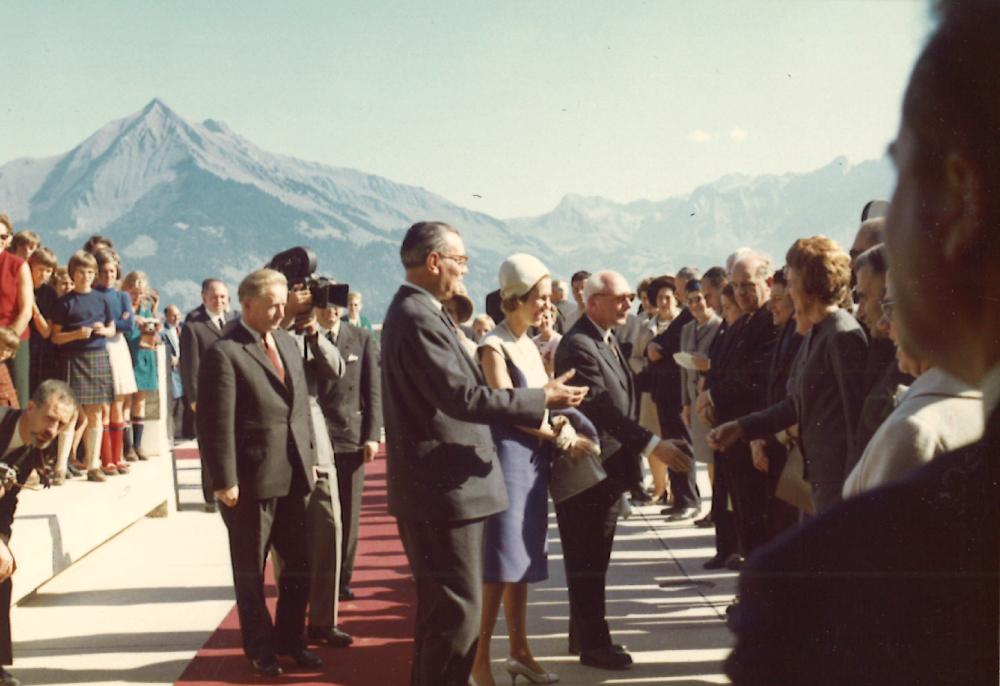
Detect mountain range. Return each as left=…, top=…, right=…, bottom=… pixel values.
left=0, top=99, right=894, bottom=319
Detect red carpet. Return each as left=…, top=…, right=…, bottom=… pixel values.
left=176, top=451, right=416, bottom=685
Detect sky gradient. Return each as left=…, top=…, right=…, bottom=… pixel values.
left=1, top=0, right=932, bottom=218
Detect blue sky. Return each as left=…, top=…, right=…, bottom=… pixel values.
left=1, top=0, right=931, bottom=217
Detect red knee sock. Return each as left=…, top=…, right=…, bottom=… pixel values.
left=100, top=425, right=114, bottom=469
left=110, top=423, right=125, bottom=465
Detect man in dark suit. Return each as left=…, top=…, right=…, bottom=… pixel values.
left=551, top=279, right=572, bottom=333
left=314, top=300, right=382, bottom=603
left=554, top=270, right=692, bottom=670
left=381, top=221, right=587, bottom=686
left=726, top=6, right=999, bottom=682
left=647, top=271, right=699, bottom=519
left=0, top=380, right=76, bottom=686
left=180, top=278, right=237, bottom=510
left=699, top=253, right=779, bottom=563
left=197, top=269, right=322, bottom=677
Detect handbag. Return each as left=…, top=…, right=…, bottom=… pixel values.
left=775, top=431, right=815, bottom=515
left=547, top=408, right=605, bottom=504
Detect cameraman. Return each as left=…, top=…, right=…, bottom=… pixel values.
left=273, top=284, right=354, bottom=647
left=0, top=380, right=77, bottom=686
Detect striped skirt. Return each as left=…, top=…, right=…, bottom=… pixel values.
left=61, top=349, right=114, bottom=406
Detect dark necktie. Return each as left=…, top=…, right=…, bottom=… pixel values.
left=262, top=334, right=286, bottom=384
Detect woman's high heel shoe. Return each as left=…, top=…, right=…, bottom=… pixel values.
left=505, top=657, right=559, bottom=685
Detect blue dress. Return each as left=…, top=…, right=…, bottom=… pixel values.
left=481, top=330, right=552, bottom=584
left=127, top=303, right=159, bottom=391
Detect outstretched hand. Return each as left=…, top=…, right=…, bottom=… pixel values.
left=706, top=421, right=746, bottom=452
left=543, top=369, right=588, bottom=409
left=651, top=439, right=691, bottom=472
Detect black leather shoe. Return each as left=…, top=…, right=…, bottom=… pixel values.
left=629, top=489, right=652, bottom=504
left=726, top=554, right=746, bottom=571
left=694, top=513, right=715, bottom=528
left=308, top=625, right=354, bottom=647
left=250, top=655, right=283, bottom=677
left=703, top=554, right=728, bottom=570
left=666, top=506, right=700, bottom=521
left=580, top=645, right=632, bottom=670
left=281, top=647, right=324, bottom=669
left=339, top=586, right=356, bottom=601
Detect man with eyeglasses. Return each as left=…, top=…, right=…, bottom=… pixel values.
left=0, top=215, right=34, bottom=409
left=381, top=221, right=587, bottom=686
left=726, top=4, right=1000, bottom=682
left=554, top=270, right=691, bottom=670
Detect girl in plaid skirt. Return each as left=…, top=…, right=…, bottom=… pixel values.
left=50, top=251, right=116, bottom=482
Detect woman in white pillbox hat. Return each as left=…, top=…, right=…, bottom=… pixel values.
left=471, top=253, right=599, bottom=686
left=471, top=253, right=557, bottom=685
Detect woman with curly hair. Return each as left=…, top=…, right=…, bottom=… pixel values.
left=708, top=236, right=869, bottom=512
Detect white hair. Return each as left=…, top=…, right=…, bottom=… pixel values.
left=582, top=270, right=627, bottom=303
left=731, top=248, right=773, bottom=280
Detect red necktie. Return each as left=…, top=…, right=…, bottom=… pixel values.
left=262, top=334, right=286, bottom=384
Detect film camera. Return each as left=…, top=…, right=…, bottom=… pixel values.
left=266, top=247, right=350, bottom=309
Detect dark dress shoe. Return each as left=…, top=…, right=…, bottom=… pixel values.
left=250, top=656, right=283, bottom=677
left=580, top=645, right=632, bottom=670
left=629, top=489, right=652, bottom=504
left=569, top=639, right=627, bottom=656
left=694, top=513, right=714, bottom=527
left=339, top=586, right=356, bottom=601
left=703, top=554, right=729, bottom=570
left=655, top=493, right=670, bottom=506
left=666, top=506, right=700, bottom=521
left=308, top=625, right=354, bottom=647
left=725, top=554, right=746, bottom=571
left=281, top=647, right=324, bottom=669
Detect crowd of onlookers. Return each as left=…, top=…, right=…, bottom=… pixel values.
left=0, top=219, right=178, bottom=486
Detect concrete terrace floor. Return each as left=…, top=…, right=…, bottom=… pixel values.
left=9, top=442, right=735, bottom=685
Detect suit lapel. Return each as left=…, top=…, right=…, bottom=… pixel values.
left=405, top=286, right=484, bottom=382
left=583, top=317, right=630, bottom=392
left=238, top=327, right=292, bottom=398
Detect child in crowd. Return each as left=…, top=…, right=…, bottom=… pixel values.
left=93, top=250, right=136, bottom=474
left=8, top=230, right=39, bottom=262
left=51, top=267, right=73, bottom=297
left=0, top=327, right=20, bottom=408
left=28, top=247, right=60, bottom=394
left=50, top=251, right=116, bottom=483
left=123, top=271, right=160, bottom=460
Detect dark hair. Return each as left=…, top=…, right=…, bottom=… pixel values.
left=772, top=267, right=788, bottom=287
left=676, top=266, right=701, bottom=281
left=201, top=278, right=225, bottom=294
left=685, top=279, right=702, bottom=293
left=400, top=221, right=458, bottom=268
left=10, top=230, right=40, bottom=253
left=702, top=266, right=728, bottom=289
left=904, top=2, right=1000, bottom=249
left=83, top=235, right=114, bottom=254
left=721, top=283, right=736, bottom=302
left=646, top=275, right=676, bottom=305
left=854, top=243, right=888, bottom=277
left=570, top=270, right=591, bottom=285
left=29, top=246, right=57, bottom=269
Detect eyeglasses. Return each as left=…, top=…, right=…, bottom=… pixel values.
left=594, top=292, right=636, bottom=304
left=880, top=298, right=895, bottom=319
left=436, top=253, right=469, bottom=267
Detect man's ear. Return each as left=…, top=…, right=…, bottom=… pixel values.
left=941, top=152, right=985, bottom=262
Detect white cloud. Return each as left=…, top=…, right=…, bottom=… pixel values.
left=687, top=129, right=714, bottom=143
left=173, top=221, right=190, bottom=230
left=729, top=127, right=749, bottom=141
left=122, top=234, right=158, bottom=259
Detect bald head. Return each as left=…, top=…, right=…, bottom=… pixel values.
left=851, top=217, right=886, bottom=268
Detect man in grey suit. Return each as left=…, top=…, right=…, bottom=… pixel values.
left=553, top=270, right=692, bottom=670
left=197, top=269, right=322, bottom=677
left=180, top=278, right=238, bottom=511
left=314, top=300, right=382, bottom=603
left=381, top=221, right=587, bottom=686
